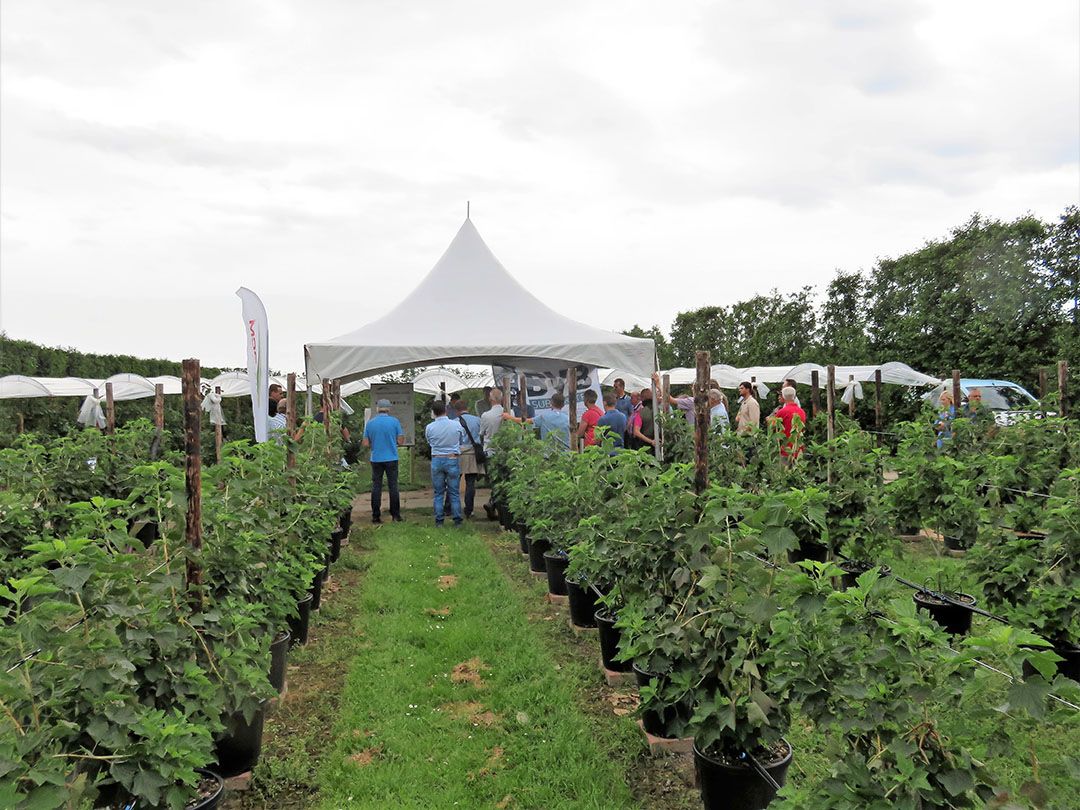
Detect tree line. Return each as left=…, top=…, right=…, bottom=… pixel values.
left=625, top=207, right=1078, bottom=398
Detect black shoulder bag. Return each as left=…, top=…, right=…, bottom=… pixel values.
left=460, top=416, right=487, bottom=465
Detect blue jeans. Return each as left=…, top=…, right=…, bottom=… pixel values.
left=431, top=456, right=462, bottom=524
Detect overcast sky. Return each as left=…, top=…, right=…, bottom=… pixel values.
left=1, top=0, right=1077, bottom=372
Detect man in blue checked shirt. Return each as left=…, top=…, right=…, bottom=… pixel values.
left=425, top=400, right=467, bottom=526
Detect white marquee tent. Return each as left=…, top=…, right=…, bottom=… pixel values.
left=304, top=219, right=656, bottom=383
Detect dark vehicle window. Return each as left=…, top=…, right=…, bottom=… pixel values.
left=976, top=386, right=1036, bottom=410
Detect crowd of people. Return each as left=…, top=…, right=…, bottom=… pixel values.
left=356, top=377, right=810, bottom=527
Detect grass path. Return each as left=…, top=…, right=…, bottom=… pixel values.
left=314, top=522, right=639, bottom=809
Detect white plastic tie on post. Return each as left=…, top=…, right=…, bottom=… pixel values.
left=339, top=399, right=354, bottom=416
left=76, top=394, right=106, bottom=429
left=201, top=392, right=226, bottom=425
left=755, top=381, right=770, bottom=399
left=841, top=380, right=864, bottom=407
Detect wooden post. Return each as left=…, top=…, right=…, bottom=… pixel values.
left=567, top=366, right=578, bottom=452
left=826, top=365, right=836, bottom=442
left=332, top=380, right=341, bottom=412
left=810, top=370, right=820, bottom=418
left=182, top=359, right=203, bottom=609
left=1058, top=360, right=1068, bottom=417
left=321, top=380, right=331, bottom=439
left=16, top=412, right=24, bottom=434
left=951, top=370, right=962, bottom=413
left=694, top=351, right=710, bottom=495
left=847, top=374, right=856, bottom=419
left=826, top=365, right=836, bottom=486
left=501, top=375, right=511, bottom=417
left=286, top=373, right=297, bottom=469
left=518, top=372, right=528, bottom=419
left=1038, top=367, right=1048, bottom=417
left=874, top=369, right=883, bottom=431
left=213, top=386, right=223, bottom=464
left=154, top=384, right=165, bottom=431
left=661, top=373, right=671, bottom=413
left=105, top=382, right=115, bottom=435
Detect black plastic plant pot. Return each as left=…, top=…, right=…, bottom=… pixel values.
left=497, top=504, right=511, bottom=529
left=528, top=537, right=552, bottom=574
left=913, top=591, right=976, bottom=636
left=330, top=531, right=343, bottom=563
left=288, top=594, right=313, bottom=647
left=943, top=533, right=972, bottom=552
left=269, top=629, right=290, bottom=693
left=309, top=569, right=324, bottom=612
left=189, top=768, right=225, bottom=810
left=214, top=700, right=269, bottom=777
left=566, top=578, right=597, bottom=628
left=788, top=540, right=828, bottom=564
left=1058, top=643, right=1080, bottom=682
left=693, top=739, right=794, bottom=810
left=340, top=508, right=353, bottom=537
left=543, top=550, right=570, bottom=596
left=632, top=664, right=690, bottom=738
left=595, top=609, right=630, bottom=672
left=134, top=520, right=160, bottom=548
left=838, top=561, right=892, bottom=591
left=517, top=524, right=529, bottom=555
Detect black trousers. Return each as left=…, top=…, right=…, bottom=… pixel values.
left=370, top=461, right=400, bottom=519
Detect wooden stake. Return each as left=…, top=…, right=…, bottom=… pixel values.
left=847, top=374, right=856, bottom=419
left=286, top=373, right=297, bottom=471
left=826, top=365, right=836, bottom=442
left=105, top=382, right=115, bottom=435
left=518, top=373, right=529, bottom=419
left=694, top=351, right=710, bottom=496
left=154, top=384, right=165, bottom=431
left=213, top=386, right=223, bottom=464
left=951, top=370, right=962, bottom=412
left=16, top=412, right=24, bottom=434
left=332, top=380, right=341, bottom=412
left=1058, top=360, right=1068, bottom=417
left=811, top=370, right=820, bottom=418
left=321, top=380, right=331, bottom=439
left=501, top=375, right=511, bottom=418
left=567, top=366, right=578, bottom=452
left=874, top=369, right=882, bottom=430
left=182, top=359, right=203, bottom=609
left=661, top=373, right=671, bottom=414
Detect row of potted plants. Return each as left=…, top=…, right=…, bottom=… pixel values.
left=0, top=419, right=356, bottom=808
left=490, top=418, right=1078, bottom=809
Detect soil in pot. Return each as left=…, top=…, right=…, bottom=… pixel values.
left=214, top=700, right=269, bottom=777
left=694, top=738, right=793, bottom=810
left=269, top=629, right=290, bottom=693
left=596, top=609, right=630, bottom=672
left=187, top=769, right=224, bottom=810
left=913, top=591, right=976, bottom=636
left=838, top=560, right=892, bottom=590
left=632, top=664, right=692, bottom=738
left=543, top=550, right=570, bottom=596
left=788, top=541, right=828, bottom=564
left=288, top=593, right=313, bottom=647
left=528, top=537, right=552, bottom=574
left=566, top=578, right=597, bottom=628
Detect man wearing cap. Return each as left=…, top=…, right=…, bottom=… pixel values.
left=363, top=398, right=405, bottom=524
left=425, top=400, right=467, bottom=527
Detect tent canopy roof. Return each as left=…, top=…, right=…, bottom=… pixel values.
left=305, top=219, right=656, bottom=382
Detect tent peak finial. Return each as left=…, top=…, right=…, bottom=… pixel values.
left=466, top=200, right=470, bottom=220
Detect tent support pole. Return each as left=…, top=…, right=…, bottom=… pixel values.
left=848, top=374, right=856, bottom=419
left=304, top=347, right=314, bottom=417
left=518, top=373, right=528, bottom=419
left=653, top=356, right=663, bottom=461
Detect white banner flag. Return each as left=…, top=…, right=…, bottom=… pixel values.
left=236, top=287, right=270, bottom=442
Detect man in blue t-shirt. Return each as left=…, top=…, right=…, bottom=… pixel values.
left=532, top=392, right=571, bottom=451
left=363, top=399, right=405, bottom=523
left=596, top=391, right=628, bottom=449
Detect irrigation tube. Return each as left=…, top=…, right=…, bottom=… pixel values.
left=744, top=751, right=783, bottom=791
